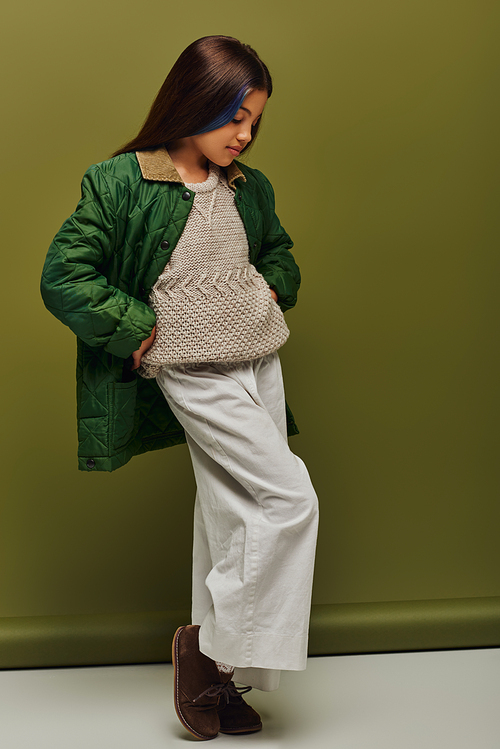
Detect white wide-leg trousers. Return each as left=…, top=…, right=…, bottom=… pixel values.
left=156, top=352, right=319, bottom=691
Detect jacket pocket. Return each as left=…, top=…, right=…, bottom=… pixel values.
left=107, top=379, right=138, bottom=452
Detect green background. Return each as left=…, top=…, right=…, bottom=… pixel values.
left=1, top=0, right=499, bottom=664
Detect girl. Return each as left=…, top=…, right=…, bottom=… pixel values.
left=41, top=36, right=319, bottom=741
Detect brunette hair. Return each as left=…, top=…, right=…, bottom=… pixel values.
left=112, top=36, right=272, bottom=158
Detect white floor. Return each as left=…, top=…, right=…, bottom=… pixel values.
left=0, top=648, right=498, bottom=748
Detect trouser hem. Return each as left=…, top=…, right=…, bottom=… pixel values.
left=198, top=623, right=309, bottom=672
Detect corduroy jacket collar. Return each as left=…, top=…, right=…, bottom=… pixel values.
left=135, top=145, right=246, bottom=190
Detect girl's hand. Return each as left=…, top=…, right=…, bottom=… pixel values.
left=131, top=326, right=156, bottom=370
left=270, top=288, right=278, bottom=302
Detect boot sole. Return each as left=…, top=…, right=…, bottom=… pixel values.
left=219, top=724, right=263, bottom=734
left=172, top=625, right=217, bottom=741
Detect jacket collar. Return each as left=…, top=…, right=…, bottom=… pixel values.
left=135, top=145, right=246, bottom=190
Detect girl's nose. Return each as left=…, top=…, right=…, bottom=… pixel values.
left=237, top=125, right=252, bottom=144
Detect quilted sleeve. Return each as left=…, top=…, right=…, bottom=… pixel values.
left=40, top=165, right=156, bottom=359
left=253, top=173, right=301, bottom=312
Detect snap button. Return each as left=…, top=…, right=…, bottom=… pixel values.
left=238, top=194, right=242, bottom=201
left=160, top=240, right=169, bottom=250
left=182, top=191, right=191, bottom=201
left=86, top=458, right=96, bottom=469
left=253, top=241, right=258, bottom=248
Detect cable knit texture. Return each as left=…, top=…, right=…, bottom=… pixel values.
left=138, top=163, right=289, bottom=378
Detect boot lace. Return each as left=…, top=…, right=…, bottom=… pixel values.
left=193, top=680, right=252, bottom=706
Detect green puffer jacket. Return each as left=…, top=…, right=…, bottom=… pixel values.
left=41, top=146, right=301, bottom=472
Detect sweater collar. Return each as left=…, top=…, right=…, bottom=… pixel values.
left=135, top=145, right=246, bottom=190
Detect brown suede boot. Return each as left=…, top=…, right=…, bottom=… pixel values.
left=172, top=625, right=234, bottom=740
left=217, top=681, right=263, bottom=734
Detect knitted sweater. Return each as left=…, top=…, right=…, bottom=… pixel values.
left=138, top=162, right=289, bottom=377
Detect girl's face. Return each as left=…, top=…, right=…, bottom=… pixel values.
left=190, top=88, right=268, bottom=167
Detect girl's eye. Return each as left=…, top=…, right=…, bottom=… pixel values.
left=232, top=119, right=243, bottom=124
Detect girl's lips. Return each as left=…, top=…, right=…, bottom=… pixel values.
left=227, top=147, right=241, bottom=156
